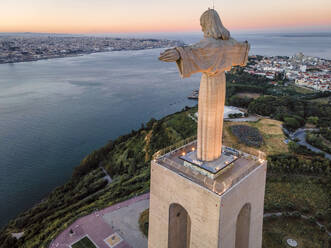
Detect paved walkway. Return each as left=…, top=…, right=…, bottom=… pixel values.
left=103, top=199, right=149, bottom=248
left=101, top=167, right=113, bottom=184
left=225, top=116, right=260, bottom=122
left=50, top=193, right=149, bottom=248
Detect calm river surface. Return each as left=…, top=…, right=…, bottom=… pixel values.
left=0, top=48, right=201, bottom=227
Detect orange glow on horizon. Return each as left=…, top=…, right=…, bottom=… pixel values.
left=0, top=0, right=330, bottom=34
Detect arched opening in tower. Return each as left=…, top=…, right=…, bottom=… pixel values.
left=235, top=203, right=251, bottom=248
left=168, top=203, right=191, bottom=248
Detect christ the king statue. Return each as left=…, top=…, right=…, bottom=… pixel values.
left=159, top=9, right=250, bottom=162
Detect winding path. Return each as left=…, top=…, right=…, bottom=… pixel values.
left=291, top=128, right=331, bottom=160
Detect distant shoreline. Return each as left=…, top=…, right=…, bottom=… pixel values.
left=0, top=36, right=184, bottom=65
left=0, top=53, right=81, bottom=65
left=0, top=46, right=172, bottom=65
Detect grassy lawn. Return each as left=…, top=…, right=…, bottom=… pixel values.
left=309, top=97, right=330, bottom=104
left=71, top=236, right=97, bottom=248
left=289, top=85, right=315, bottom=94
left=264, top=175, right=329, bottom=217
left=235, top=92, right=261, bottom=99
left=223, top=118, right=288, bottom=156
left=263, top=217, right=329, bottom=248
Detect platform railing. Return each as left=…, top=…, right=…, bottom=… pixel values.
left=152, top=135, right=197, bottom=160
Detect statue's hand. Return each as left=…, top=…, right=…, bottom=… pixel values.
left=159, top=48, right=180, bottom=62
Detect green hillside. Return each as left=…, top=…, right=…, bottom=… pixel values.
left=0, top=107, right=198, bottom=248
left=1, top=69, right=330, bottom=247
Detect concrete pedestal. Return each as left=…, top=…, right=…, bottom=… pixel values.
left=148, top=142, right=266, bottom=248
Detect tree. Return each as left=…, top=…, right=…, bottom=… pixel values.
left=307, top=116, right=319, bottom=125
left=288, top=141, right=299, bottom=152
left=146, top=118, right=157, bottom=129
left=2, top=235, right=18, bottom=248
left=284, top=117, right=301, bottom=130
left=128, top=160, right=137, bottom=176
left=228, top=95, right=253, bottom=108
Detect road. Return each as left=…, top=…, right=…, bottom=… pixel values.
left=291, top=128, right=331, bottom=160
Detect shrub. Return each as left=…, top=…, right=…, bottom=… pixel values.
left=283, top=212, right=291, bottom=217
left=286, top=202, right=295, bottom=211
left=302, top=207, right=310, bottom=214
left=306, top=132, right=331, bottom=154
left=284, top=117, right=301, bottom=130
left=320, top=128, right=331, bottom=142
left=307, top=116, right=319, bottom=125
left=230, top=125, right=263, bottom=147
left=2, top=235, right=18, bottom=248
left=292, top=211, right=301, bottom=218
left=288, top=141, right=325, bottom=157
left=315, top=211, right=325, bottom=221
left=228, top=96, right=253, bottom=108
left=308, top=216, right=316, bottom=224
left=138, top=208, right=149, bottom=237
left=267, top=153, right=330, bottom=175
left=228, top=113, right=243, bottom=119
left=274, top=203, right=281, bottom=210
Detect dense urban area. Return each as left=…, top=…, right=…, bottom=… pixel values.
left=0, top=35, right=184, bottom=64
left=246, top=53, right=331, bottom=92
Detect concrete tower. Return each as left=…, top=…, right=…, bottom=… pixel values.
left=153, top=9, right=266, bottom=248
left=148, top=141, right=267, bottom=248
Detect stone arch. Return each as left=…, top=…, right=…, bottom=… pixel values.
left=168, top=203, right=191, bottom=248
left=235, top=203, right=251, bottom=248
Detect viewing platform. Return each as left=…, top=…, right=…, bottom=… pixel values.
left=153, top=139, right=266, bottom=196
left=149, top=137, right=267, bottom=248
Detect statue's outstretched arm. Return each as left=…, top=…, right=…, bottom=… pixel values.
left=159, top=48, right=180, bottom=62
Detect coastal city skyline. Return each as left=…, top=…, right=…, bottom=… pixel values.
left=1, top=0, right=331, bottom=34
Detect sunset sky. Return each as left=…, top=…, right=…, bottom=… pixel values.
left=1, top=0, right=331, bottom=33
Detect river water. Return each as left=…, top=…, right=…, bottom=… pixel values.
left=0, top=32, right=330, bottom=227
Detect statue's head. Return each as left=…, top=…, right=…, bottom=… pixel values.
left=200, top=9, right=230, bottom=40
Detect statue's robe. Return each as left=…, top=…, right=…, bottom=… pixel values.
left=175, top=38, right=250, bottom=161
